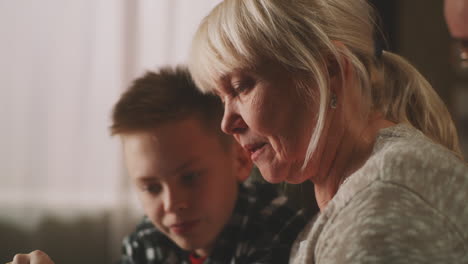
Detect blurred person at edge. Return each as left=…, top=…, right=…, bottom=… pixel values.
left=445, top=0, right=468, bottom=70
left=187, top=0, right=468, bottom=263
left=445, top=0, right=468, bottom=39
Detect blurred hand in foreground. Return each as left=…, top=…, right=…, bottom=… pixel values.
left=8, top=250, right=54, bottom=264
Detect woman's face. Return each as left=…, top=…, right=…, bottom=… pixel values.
left=215, top=65, right=317, bottom=183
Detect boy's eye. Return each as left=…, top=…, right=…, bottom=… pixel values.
left=181, top=172, right=200, bottom=186
left=142, top=183, right=162, bottom=194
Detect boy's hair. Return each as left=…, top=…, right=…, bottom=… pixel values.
left=111, top=66, right=231, bottom=146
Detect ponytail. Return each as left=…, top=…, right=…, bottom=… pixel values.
left=373, top=51, right=462, bottom=159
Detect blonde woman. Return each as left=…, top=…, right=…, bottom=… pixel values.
left=188, top=0, right=468, bottom=263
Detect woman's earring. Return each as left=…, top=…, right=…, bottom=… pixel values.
left=330, top=93, right=337, bottom=109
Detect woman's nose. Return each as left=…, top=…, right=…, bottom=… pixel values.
left=221, top=101, right=247, bottom=135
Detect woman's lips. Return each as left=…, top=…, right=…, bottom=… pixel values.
left=170, top=220, right=200, bottom=235
left=244, top=143, right=267, bottom=161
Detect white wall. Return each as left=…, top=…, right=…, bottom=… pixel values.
left=0, top=1, right=221, bottom=263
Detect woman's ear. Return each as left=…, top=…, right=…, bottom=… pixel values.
left=233, top=142, right=253, bottom=182
left=327, top=55, right=341, bottom=78
left=328, top=41, right=353, bottom=96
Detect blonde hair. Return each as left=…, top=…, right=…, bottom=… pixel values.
left=188, top=0, right=463, bottom=161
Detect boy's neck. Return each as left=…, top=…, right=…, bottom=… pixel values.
left=194, top=245, right=212, bottom=258
left=189, top=252, right=208, bottom=264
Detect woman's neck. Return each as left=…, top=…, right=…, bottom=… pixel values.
left=313, top=116, right=395, bottom=211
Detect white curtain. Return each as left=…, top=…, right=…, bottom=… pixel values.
left=0, top=0, right=221, bottom=263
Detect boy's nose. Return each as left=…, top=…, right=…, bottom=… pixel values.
left=163, top=190, right=189, bottom=212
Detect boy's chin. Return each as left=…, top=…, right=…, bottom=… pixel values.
left=169, top=228, right=217, bottom=256
left=173, top=238, right=207, bottom=253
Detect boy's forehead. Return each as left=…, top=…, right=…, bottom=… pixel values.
left=135, top=156, right=203, bottom=181
left=121, top=118, right=230, bottom=175
left=119, top=118, right=218, bottom=147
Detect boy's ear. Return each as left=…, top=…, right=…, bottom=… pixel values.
left=233, top=142, right=253, bottom=182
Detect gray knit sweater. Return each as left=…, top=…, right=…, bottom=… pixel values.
left=290, top=124, right=468, bottom=263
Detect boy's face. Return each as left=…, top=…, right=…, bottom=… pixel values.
left=121, top=118, right=251, bottom=257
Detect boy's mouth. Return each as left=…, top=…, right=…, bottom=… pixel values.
left=170, top=220, right=200, bottom=235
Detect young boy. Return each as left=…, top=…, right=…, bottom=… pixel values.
left=8, top=67, right=307, bottom=264
left=112, top=67, right=307, bottom=264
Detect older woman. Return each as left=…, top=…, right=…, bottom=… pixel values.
left=188, top=0, right=468, bottom=263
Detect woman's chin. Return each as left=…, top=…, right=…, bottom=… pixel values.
left=264, top=168, right=309, bottom=185
left=285, top=173, right=309, bottom=184
left=257, top=165, right=288, bottom=184
left=263, top=175, right=286, bottom=184
left=257, top=163, right=307, bottom=184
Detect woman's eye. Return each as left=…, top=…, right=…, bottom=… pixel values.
left=232, top=82, right=247, bottom=93
left=232, top=78, right=255, bottom=94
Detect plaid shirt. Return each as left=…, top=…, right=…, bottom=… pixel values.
left=118, top=181, right=308, bottom=264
